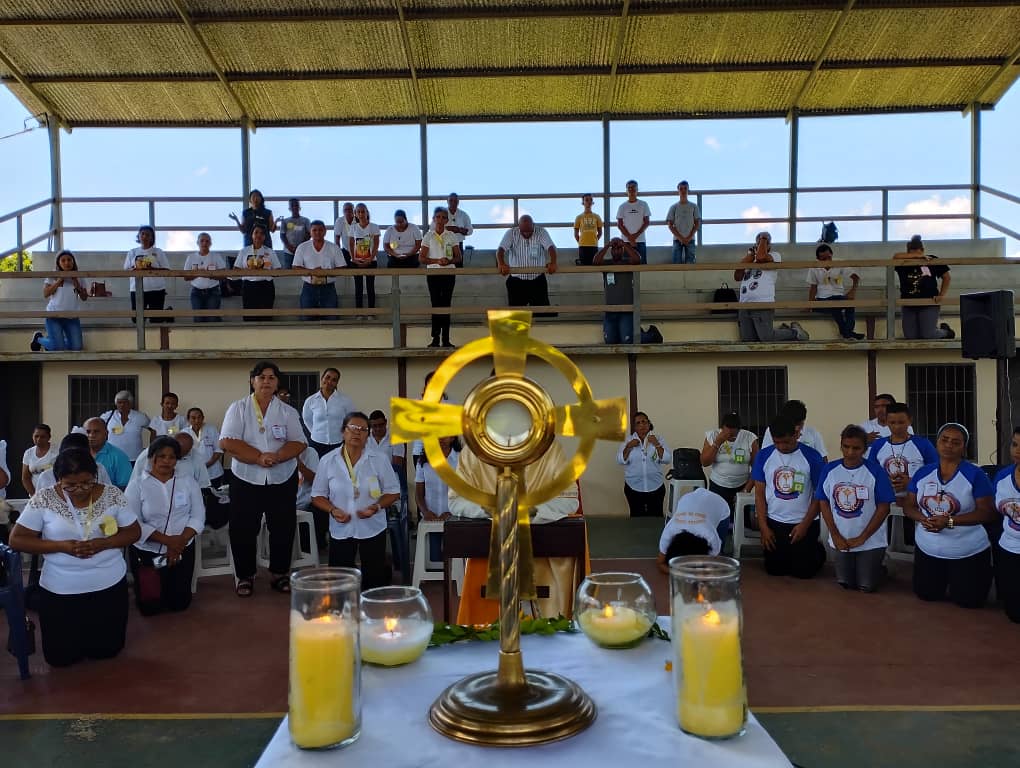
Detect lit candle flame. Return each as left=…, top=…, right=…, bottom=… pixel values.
left=602, top=604, right=615, bottom=618
left=311, top=615, right=336, bottom=624
left=384, top=617, right=399, bottom=633
left=702, top=609, right=721, bottom=626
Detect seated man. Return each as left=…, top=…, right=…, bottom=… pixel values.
left=656, top=487, right=731, bottom=574
left=448, top=440, right=581, bottom=624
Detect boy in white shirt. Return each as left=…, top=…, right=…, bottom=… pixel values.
left=150, top=392, right=187, bottom=436
left=655, top=488, right=731, bottom=574
left=761, top=399, right=828, bottom=461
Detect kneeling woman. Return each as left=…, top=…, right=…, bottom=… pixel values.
left=125, top=436, right=206, bottom=615
left=311, top=412, right=399, bottom=590
left=904, top=423, right=995, bottom=608
left=8, top=448, right=140, bottom=667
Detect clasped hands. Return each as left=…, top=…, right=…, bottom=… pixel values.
left=329, top=504, right=380, bottom=523
left=921, top=514, right=950, bottom=533
left=256, top=451, right=282, bottom=468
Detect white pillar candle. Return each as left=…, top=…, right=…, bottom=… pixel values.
left=360, top=617, right=433, bottom=666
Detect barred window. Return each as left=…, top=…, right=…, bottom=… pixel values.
left=717, top=367, right=788, bottom=441
left=279, top=371, right=319, bottom=413
left=68, top=375, right=139, bottom=432
left=905, top=364, right=977, bottom=459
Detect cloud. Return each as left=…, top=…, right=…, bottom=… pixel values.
left=741, top=205, right=775, bottom=234
left=849, top=201, right=874, bottom=217
left=193, top=166, right=209, bottom=177
left=704, top=136, right=721, bottom=151
left=1008, top=249, right=1020, bottom=260
left=164, top=230, right=196, bottom=251
left=895, top=194, right=970, bottom=237
left=489, top=204, right=517, bottom=224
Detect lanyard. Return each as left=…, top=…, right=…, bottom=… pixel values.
left=342, top=445, right=359, bottom=496
left=64, top=490, right=95, bottom=539
left=251, top=393, right=267, bottom=433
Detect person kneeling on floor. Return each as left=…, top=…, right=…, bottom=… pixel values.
left=656, top=487, right=732, bottom=573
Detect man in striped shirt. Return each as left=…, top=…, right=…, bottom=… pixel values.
left=496, top=215, right=558, bottom=311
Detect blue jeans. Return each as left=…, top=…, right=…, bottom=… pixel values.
left=40, top=317, right=83, bottom=351
left=603, top=312, right=634, bottom=344
left=190, top=287, right=222, bottom=322
left=299, top=282, right=339, bottom=321
left=278, top=251, right=295, bottom=270
left=813, top=295, right=856, bottom=337
left=634, top=242, right=647, bottom=264
left=672, top=240, right=696, bottom=264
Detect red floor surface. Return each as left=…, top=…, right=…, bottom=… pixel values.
left=2, top=558, right=1018, bottom=714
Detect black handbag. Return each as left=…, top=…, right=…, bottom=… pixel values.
left=712, top=282, right=739, bottom=314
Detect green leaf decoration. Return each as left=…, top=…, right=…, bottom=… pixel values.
left=428, top=615, right=578, bottom=648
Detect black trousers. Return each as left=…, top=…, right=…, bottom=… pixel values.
left=913, top=545, right=992, bottom=609
left=128, top=544, right=196, bottom=616
left=308, top=441, right=341, bottom=548
left=229, top=472, right=299, bottom=579
left=202, top=488, right=229, bottom=529
left=624, top=483, right=665, bottom=517
left=994, top=542, right=1020, bottom=623
left=329, top=530, right=390, bottom=591
left=344, top=252, right=377, bottom=308
left=762, top=518, right=826, bottom=579
left=427, top=274, right=456, bottom=342
left=576, top=246, right=598, bottom=266
left=241, top=280, right=275, bottom=322
left=506, top=274, right=550, bottom=307
left=38, top=578, right=129, bottom=668
left=130, top=289, right=167, bottom=323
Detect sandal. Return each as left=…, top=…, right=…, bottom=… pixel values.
left=270, top=575, right=291, bottom=594
left=235, top=578, right=254, bottom=598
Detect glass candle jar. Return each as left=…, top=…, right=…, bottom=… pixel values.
left=575, top=572, right=655, bottom=648
left=360, top=586, right=434, bottom=666
left=669, top=556, right=747, bottom=740
left=289, top=567, right=362, bottom=750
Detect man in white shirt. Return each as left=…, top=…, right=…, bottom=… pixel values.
left=445, top=193, right=473, bottom=255
left=861, top=393, right=898, bottom=443
left=293, top=220, right=345, bottom=320
left=616, top=180, right=651, bottom=264
left=496, top=215, right=558, bottom=312
left=736, top=231, right=807, bottom=342
left=807, top=243, right=864, bottom=340
left=334, top=202, right=355, bottom=260
left=761, top=399, right=828, bottom=462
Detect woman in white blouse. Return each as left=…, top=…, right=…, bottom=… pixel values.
left=419, top=206, right=463, bottom=348
left=383, top=209, right=422, bottom=269
left=183, top=232, right=226, bottom=322
left=700, top=411, right=759, bottom=541
left=301, top=367, right=355, bottom=457
left=31, top=250, right=88, bottom=352
left=219, top=360, right=307, bottom=597
left=21, top=423, right=57, bottom=496
left=125, top=436, right=205, bottom=615
left=311, top=411, right=400, bottom=590
left=8, top=448, right=140, bottom=667
left=124, top=225, right=171, bottom=323
left=99, top=390, right=153, bottom=460
left=236, top=224, right=280, bottom=322
left=347, top=203, right=380, bottom=310
left=617, top=411, right=671, bottom=517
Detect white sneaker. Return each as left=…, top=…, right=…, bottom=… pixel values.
left=789, top=321, right=809, bottom=341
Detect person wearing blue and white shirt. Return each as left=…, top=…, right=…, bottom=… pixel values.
left=760, top=399, right=827, bottom=461
left=311, top=411, right=400, bottom=590
left=125, top=436, right=205, bottom=615
left=992, top=427, right=1020, bottom=623
left=8, top=448, right=140, bottom=667
left=904, top=423, right=995, bottom=609
left=816, top=425, right=896, bottom=592
left=752, top=414, right=826, bottom=578
left=496, top=215, right=558, bottom=310
left=655, top=487, right=731, bottom=574
left=124, top=225, right=171, bottom=322
left=868, top=403, right=936, bottom=498
left=302, top=367, right=356, bottom=457
left=99, top=390, right=153, bottom=461
left=617, top=411, right=671, bottom=517
left=219, top=360, right=307, bottom=597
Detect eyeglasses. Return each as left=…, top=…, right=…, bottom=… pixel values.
left=59, top=480, right=96, bottom=492
left=345, top=425, right=369, bottom=433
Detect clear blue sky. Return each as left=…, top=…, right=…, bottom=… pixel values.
left=1, top=82, right=1017, bottom=256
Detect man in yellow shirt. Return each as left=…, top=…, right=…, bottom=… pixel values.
left=573, top=193, right=603, bottom=266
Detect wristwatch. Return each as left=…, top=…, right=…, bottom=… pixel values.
left=946, top=515, right=955, bottom=529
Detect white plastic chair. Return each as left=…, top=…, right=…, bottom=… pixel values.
left=257, top=509, right=319, bottom=571
left=731, top=491, right=760, bottom=559
left=411, top=519, right=464, bottom=594
left=886, top=503, right=914, bottom=562
left=666, top=479, right=706, bottom=517
left=191, top=525, right=234, bottom=593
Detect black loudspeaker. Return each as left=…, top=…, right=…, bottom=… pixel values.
left=961, top=290, right=1015, bottom=359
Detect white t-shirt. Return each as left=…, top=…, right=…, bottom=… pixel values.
left=383, top=224, right=422, bottom=257
left=186, top=423, right=223, bottom=481
left=125, top=471, right=205, bottom=554
left=617, top=432, right=671, bottom=492
left=236, top=246, right=280, bottom=282
left=184, top=251, right=226, bottom=290
left=867, top=435, right=937, bottom=497
left=421, top=229, right=458, bottom=268
left=659, top=487, right=730, bottom=556
left=860, top=418, right=914, bottom=439
left=302, top=390, right=355, bottom=446
left=369, top=432, right=406, bottom=463
left=616, top=199, right=651, bottom=242
left=815, top=459, right=896, bottom=551
left=414, top=450, right=459, bottom=517
left=124, top=247, right=171, bottom=292
left=311, top=446, right=400, bottom=541
left=704, top=429, right=757, bottom=488
left=17, top=485, right=137, bottom=594
left=751, top=443, right=826, bottom=524
left=807, top=266, right=859, bottom=299
left=993, top=466, right=1020, bottom=556
left=150, top=414, right=187, bottom=436
left=23, top=445, right=58, bottom=480
left=36, top=463, right=111, bottom=492
left=447, top=208, right=473, bottom=245
left=130, top=447, right=209, bottom=489
left=739, top=251, right=781, bottom=304
left=44, top=277, right=86, bottom=312
left=296, top=446, right=321, bottom=511
left=99, top=409, right=151, bottom=458
left=762, top=424, right=827, bottom=459
left=293, top=240, right=345, bottom=284
left=220, top=395, right=306, bottom=485
left=334, top=217, right=355, bottom=248
left=348, top=222, right=381, bottom=262
left=909, top=462, right=993, bottom=559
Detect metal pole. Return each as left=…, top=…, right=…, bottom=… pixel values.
left=971, top=104, right=981, bottom=240
left=788, top=111, right=798, bottom=244
left=240, top=124, right=251, bottom=204
left=16, top=215, right=24, bottom=271
left=885, top=264, right=896, bottom=341
left=47, top=116, right=63, bottom=252
left=391, top=274, right=402, bottom=349
left=881, top=189, right=889, bottom=242
left=602, top=116, right=611, bottom=246
left=419, top=119, right=429, bottom=227
left=632, top=272, right=642, bottom=345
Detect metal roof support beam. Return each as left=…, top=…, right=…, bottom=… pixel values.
left=971, top=105, right=980, bottom=240
left=241, top=125, right=251, bottom=207
left=601, top=0, right=631, bottom=114
left=602, top=116, right=611, bottom=249
left=48, top=117, right=63, bottom=251
left=419, top=119, right=429, bottom=230
left=787, top=0, right=857, bottom=121
left=0, top=45, right=68, bottom=130
left=788, top=112, right=799, bottom=243
left=167, top=0, right=252, bottom=128
left=963, top=37, right=1020, bottom=114
left=393, top=0, right=425, bottom=120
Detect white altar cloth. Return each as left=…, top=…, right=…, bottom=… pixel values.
left=256, top=625, right=791, bottom=767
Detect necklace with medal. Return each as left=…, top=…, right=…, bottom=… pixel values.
left=252, top=392, right=268, bottom=434
left=342, top=445, right=360, bottom=499
left=65, top=488, right=96, bottom=539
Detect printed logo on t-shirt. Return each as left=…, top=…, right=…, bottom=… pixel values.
left=998, top=498, right=1020, bottom=531
left=832, top=483, right=864, bottom=518
left=772, top=467, right=804, bottom=500
left=882, top=454, right=909, bottom=476
left=919, top=488, right=961, bottom=517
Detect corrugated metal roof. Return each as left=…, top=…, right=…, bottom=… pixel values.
left=0, top=1, right=1017, bottom=127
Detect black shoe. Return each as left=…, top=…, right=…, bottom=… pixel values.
left=843, top=332, right=865, bottom=340
left=441, top=340, right=455, bottom=348
left=427, top=339, right=440, bottom=348
left=939, top=322, right=956, bottom=339
left=30, top=332, right=43, bottom=352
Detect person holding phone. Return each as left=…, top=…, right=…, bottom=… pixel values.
left=31, top=250, right=88, bottom=352
left=618, top=411, right=671, bottom=517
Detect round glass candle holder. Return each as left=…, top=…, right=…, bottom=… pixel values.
left=360, top=586, right=434, bottom=666
left=289, top=567, right=362, bottom=750
left=575, top=572, right=655, bottom=649
left=669, top=556, right=747, bottom=740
